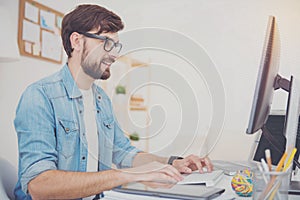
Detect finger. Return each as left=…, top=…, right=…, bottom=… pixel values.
left=187, top=155, right=204, bottom=173
left=182, top=160, right=192, bottom=167
left=161, top=165, right=183, bottom=181
left=202, top=157, right=213, bottom=172
left=188, top=163, right=198, bottom=171
left=143, top=172, right=177, bottom=184
left=180, top=166, right=192, bottom=174
left=166, top=164, right=183, bottom=177
left=172, top=159, right=189, bottom=168
left=172, top=159, right=193, bottom=174
left=181, top=158, right=197, bottom=170
left=144, top=164, right=181, bottom=182
left=158, top=173, right=179, bottom=184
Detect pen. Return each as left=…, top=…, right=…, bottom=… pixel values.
left=257, top=164, right=268, bottom=183
left=265, top=149, right=272, bottom=171
left=261, top=158, right=269, bottom=172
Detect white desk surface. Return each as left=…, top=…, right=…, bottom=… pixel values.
left=103, top=174, right=300, bottom=200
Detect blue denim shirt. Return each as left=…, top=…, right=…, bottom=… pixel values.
left=14, top=64, right=141, bottom=199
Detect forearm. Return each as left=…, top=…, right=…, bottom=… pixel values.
left=28, top=169, right=135, bottom=199
left=132, top=152, right=168, bottom=167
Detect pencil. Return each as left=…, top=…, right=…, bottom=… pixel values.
left=283, top=148, right=297, bottom=172
left=275, top=152, right=287, bottom=172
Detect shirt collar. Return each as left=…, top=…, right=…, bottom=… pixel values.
left=61, top=64, right=82, bottom=99
left=61, top=64, right=104, bottom=99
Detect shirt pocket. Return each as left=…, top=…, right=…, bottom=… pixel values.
left=57, top=119, right=79, bottom=158
left=103, top=118, right=114, bottom=149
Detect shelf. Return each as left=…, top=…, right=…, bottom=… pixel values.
left=117, top=55, right=149, bottom=67
left=130, top=107, right=147, bottom=111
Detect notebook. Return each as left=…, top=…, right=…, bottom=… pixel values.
left=113, top=182, right=225, bottom=200
left=177, top=170, right=224, bottom=186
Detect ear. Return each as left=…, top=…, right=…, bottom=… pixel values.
left=69, top=32, right=83, bottom=53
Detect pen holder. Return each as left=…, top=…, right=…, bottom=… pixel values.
left=253, top=169, right=291, bottom=200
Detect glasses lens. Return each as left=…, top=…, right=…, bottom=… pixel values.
left=104, top=39, right=114, bottom=52
left=104, top=38, right=122, bottom=53
left=115, top=43, right=122, bottom=53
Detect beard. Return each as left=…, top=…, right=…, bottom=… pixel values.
left=81, top=42, right=114, bottom=80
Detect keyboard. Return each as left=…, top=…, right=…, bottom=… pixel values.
left=213, top=160, right=255, bottom=176
left=177, top=170, right=224, bottom=187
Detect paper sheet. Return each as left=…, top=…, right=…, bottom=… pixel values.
left=56, top=16, right=62, bottom=29
left=40, top=10, right=55, bottom=30
left=22, top=20, right=40, bottom=43
left=24, top=2, right=38, bottom=23
left=24, top=41, right=32, bottom=53
left=32, top=43, right=40, bottom=56
left=41, top=30, right=61, bottom=61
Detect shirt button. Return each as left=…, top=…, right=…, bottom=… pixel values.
left=65, top=127, right=70, bottom=132
left=79, top=110, right=83, bottom=114
left=98, top=95, right=101, bottom=100
left=97, top=110, right=100, bottom=113
left=82, top=156, right=86, bottom=160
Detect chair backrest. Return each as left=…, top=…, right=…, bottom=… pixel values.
left=0, top=157, right=17, bottom=200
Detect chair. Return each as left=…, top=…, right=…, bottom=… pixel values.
left=0, top=157, right=17, bottom=200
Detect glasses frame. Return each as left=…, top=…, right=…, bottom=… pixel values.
left=78, top=32, right=122, bottom=53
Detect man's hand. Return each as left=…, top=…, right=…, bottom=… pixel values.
left=172, top=155, right=213, bottom=174
left=120, top=161, right=183, bottom=187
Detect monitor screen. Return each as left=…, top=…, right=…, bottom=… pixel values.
left=246, top=16, right=280, bottom=134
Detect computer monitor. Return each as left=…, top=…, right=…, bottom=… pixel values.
left=246, top=16, right=288, bottom=164
left=246, top=16, right=300, bottom=193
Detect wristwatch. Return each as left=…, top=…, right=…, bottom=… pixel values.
left=167, top=156, right=184, bottom=165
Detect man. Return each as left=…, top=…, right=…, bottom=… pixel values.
left=14, top=4, right=213, bottom=199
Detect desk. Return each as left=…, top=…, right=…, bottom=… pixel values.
left=103, top=174, right=300, bottom=200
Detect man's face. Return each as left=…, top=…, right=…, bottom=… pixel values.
left=80, top=32, right=120, bottom=80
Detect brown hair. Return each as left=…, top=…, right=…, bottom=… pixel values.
left=62, top=4, right=124, bottom=58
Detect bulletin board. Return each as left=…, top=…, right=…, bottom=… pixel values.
left=18, top=0, right=64, bottom=64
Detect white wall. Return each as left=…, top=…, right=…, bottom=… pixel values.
left=1, top=0, right=300, bottom=167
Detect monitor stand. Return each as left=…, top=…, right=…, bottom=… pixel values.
left=289, top=181, right=300, bottom=195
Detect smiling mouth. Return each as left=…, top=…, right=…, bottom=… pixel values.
left=102, top=62, right=111, bottom=67
left=101, top=58, right=115, bottom=66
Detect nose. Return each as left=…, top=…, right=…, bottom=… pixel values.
left=109, top=48, right=119, bottom=59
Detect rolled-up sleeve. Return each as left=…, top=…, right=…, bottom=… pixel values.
left=117, top=147, right=141, bottom=168
left=14, top=84, right=57, bottom=194
left=112, top=119, right=142, bottom=169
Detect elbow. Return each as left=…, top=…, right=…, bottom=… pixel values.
left=28, top=180, right=42, bottom=200
left=27, top=170, right=55, bottom=199
left=28, top=173, right=50, bottom=200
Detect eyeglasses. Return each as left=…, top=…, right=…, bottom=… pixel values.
left=78, top=32, right=122, bottom=53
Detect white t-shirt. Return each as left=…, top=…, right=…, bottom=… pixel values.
left=80, top=88, right=99, bottom=200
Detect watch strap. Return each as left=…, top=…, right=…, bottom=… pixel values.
left=167, top=156, right=184, bottom=165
